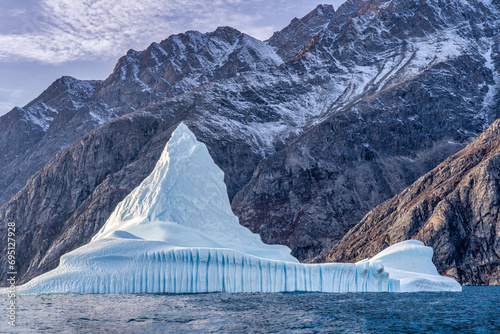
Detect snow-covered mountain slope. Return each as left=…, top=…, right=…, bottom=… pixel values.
left=90, top=26, right=283, bottom=123
left=16, top=125, right=459, bottom=294
left=0, top=27, right=283, bottom=207
left=1, top=0, right=499, bottom=285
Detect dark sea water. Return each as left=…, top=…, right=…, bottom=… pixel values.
left=1, top=287, right=499, bottom=333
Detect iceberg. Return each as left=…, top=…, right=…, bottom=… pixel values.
left=17, top=123, right=461, bottom=294
left=357, top=240, right=461, bottom=292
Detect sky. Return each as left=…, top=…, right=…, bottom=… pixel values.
left=0, top=0, right=345, bottom=116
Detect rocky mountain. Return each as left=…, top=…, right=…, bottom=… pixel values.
left=317, top=119, right=500, bottom=286
left=0, top=0, right=499, bottom=284
left=0, top=27, right=282, bottom=206
left=233, top=0, right=500, bottom=259
left=268, top=4, right=336, bottom=61
left=0, top=76, right=102, bottom=205
left=92, top=26, right=283, bottom=118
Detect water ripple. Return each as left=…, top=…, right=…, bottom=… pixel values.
left=0, top=287, right=499, bottom=333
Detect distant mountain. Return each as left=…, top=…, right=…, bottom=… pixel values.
left=0, top=0, right=499, bottom=284
left=316, top=119, right=500, bottom=286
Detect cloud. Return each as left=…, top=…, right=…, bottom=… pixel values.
left=0, top=87, right=26, bottom=114
left=7, top=8, right=28, bottom=16
left=0, top=0, right=284, bottom=64
left=0, top=87, right=25, bottom=100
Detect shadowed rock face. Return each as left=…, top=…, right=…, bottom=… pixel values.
left=316, top=119, right=500, bottom=285
left=0, top=0, right=499, bottom=284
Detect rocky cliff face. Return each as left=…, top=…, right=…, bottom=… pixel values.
left=0, top=0, right=499, bottom=284
left=268, top=4, right=336, bottom=61
left=233, top=0, right=500, bottom=259
left=0, top=77, right=102, bottom=205
left=317, top=119, right=500, bottom=285
left=92, top=26, right=283, bottom=118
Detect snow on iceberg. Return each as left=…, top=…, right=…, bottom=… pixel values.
left=17, top=123, right=461, bottom=294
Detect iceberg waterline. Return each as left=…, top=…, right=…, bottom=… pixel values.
left=19, top=237, right=401, bottom=294
left=17, top=124, right=461, bottom=294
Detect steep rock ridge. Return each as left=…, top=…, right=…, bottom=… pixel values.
left=268, top=4, right=336, bottom=61
left=233, top=0, right=500, bottom=260
left=0, top=77, right=102, bottom=205
left=92, top=26, right=283, bottom=121
left=316, top=119, right=500, bottom=286
left=1, top=0, right=499, bottom=283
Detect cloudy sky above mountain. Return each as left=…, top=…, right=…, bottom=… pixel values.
left=0, top=0, right=344, bottom=115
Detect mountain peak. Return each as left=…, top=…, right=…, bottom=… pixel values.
left=267, top=3, right=335, bottom=60
left=305, top=4, right=335, bottom=21
left=213, top=25, right=241, bottom=35
left=211, top=26, right=242, bottom=42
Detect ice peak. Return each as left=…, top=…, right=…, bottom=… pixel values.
left=163, top=123, right=199, bottom=158
left=93, top=123, right=297, bottom=262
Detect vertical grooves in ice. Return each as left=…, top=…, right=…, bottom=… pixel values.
left=29, top=247, right=404, bottom=294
